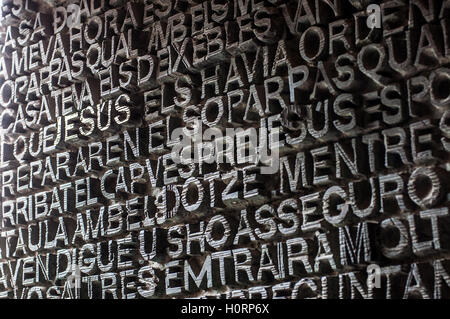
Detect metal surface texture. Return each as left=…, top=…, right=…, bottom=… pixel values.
left=0, top=0, right=450, bottom=299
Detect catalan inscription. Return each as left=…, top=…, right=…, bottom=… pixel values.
left=0, top=0, right=450, bottom=299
